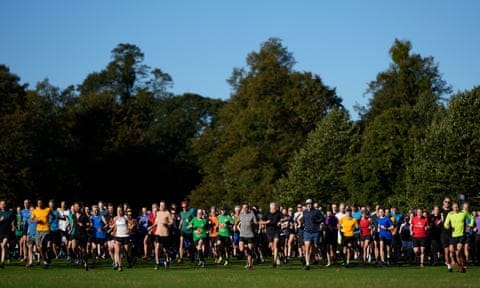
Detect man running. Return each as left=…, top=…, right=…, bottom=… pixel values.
left=237, top=203, right=257, bottom=270
left=410, top=208, right=429, bottom=267
left=444, top=202, right=472, bottom=273
left=300, top=199, right=323, bottom=270
left=339, top=207, right=358, bottom=267
left=259, top=202, right=282, bottom=267
left=0, top=200, right=14, bottom=268
left=30, top=198, right=55, bottom=269
left=217, top=206, right=234, bottom=266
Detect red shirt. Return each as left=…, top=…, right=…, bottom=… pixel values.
left=359, top=218, right=371, bottom=237
left=411, top=216, right=428, bottom=238
left=148, top=213, right=157, bottom=234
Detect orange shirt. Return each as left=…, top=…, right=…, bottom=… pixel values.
left=340, top=217, right=357, bottom=237
left=31, top=207, right=51, bottom=232
left=209, top=215, right=218, bottom=237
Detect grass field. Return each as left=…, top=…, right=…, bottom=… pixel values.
left=1, top=258, right=478, bottom=288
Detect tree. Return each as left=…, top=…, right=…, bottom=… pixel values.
left=409, top=87, right=480, bottom=206
left=0, top=65, right=27, bottom=115
left=190, top=38, right=342, bottom=208
left=345, top=39, right=450, bottom=209
left=0, top=66, right=30, bottom=201
left=362, top=39, right=450, bottom=121
left=277, top=109, right=353, bottom=206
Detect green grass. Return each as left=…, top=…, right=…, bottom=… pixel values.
left=1, top=259, right=478, bottom=288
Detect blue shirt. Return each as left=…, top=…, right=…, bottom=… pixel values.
left=303, top=209, right=323, bottom=233
left=21, top=208, right=30, bottom=225
left=49, top=209, right=60, bottom=231
left=28, top=219, right=37, bottom=238
left=138, top=214, right=149, bottom=234
left=377, top=216, right=394, bottom=240
left=91, top=215, right=106, bottom=239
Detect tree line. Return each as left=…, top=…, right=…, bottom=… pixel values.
left=1, top=39, right=479, bottom=210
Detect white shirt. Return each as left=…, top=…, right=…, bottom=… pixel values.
left=115, top=216, right=129, bottom=237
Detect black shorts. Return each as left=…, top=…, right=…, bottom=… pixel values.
left=360, top=235, right=372, bottom=242
left=449, top=236, right=465, bottom=246
left=93, top=237, right=106, bottom=245
left=181, top=231, right=193, bottom=239
left=73, top=236, right=87, bottom=246
left=0, top=234, right=8, bottom=242
left=155, top=235, right=170, bottom=247
left=343, top=236, right=355, bottom=247
left=50, top=230, right=62, bottom=246
left=324, top=233, right=338, bottom=245
left=239, top=237, right=255, bottom=244
left=115, top=237, right=130, bottom=245
left=373, top=232, right=380, bottom=242
left=266, top=230, right=280, bottom=242
left=412, top=237, right=426, bottom=248
left=380, top=237, right=392, bottom=246
left=441, top=232, right=451, bottom=248
left=218, top=236, right=231, bottom=246
left=296, top=231, right=304, bottom=245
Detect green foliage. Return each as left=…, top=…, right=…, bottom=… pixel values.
left=1, top=38, right=479, bottom=212
left=277, top=109, right=353, bottom=206
left=363, top=39, right=450, bottom=121
left=410, top=87, right=480, bottom=206
left=190, top=38, right=342, bottom=209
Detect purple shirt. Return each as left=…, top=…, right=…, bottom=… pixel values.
left=475, top=216, right=480, bottom=235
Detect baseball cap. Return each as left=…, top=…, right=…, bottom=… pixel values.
left=305, top=199, right=313, bottom=204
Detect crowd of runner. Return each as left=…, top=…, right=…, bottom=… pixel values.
left=0, top=196, right=479, bottom=273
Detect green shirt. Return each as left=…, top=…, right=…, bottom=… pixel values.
left=217, top=214, right=234, bottom=237
left=180, top=209, right=194, bottom=234
left=190, top=217, right=208, bottom=242
left=444, top=211, right=470, bottom=238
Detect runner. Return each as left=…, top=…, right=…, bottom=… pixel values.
left=0, top=200, right=14, bottom=268
left=188, top=208, right=208, bottom=267
left=300, top=199, right=323, bottom=270
left=178, top=201, right=194, bottom=263
left=71, top=202, right=89, bottom=271
left=137, top=206, right=149, bottom=259
left=20, top=199, right=31, bottom=262
left=429, top=205, right=442, bottom=265
left=30, top=198, right=55, bottom=269
left=444, top=202, right=472, bottom=273
left=48, top=200, right=63, bottom=259
left=103, top=203, right=116, bottom=264
left=410, top=208, right=429, bottom=267
left=359, top=208, right=372, bottom=264
left=217, top=206, right=234, bottom=266
left=324, top=208, right=338, bottom=267
left=339, top=207, right=358, bottom=267
left=237, top=203, right=257, bottom=270
left=90, top=205, right=107, bottom=267
left=57, top=200, right=70, bottom=259
left=259, top=202, right=282, bottom=267
left=376, top=207, right=394, bottom=266
left=208, top=206, right=219, bottom=263
left=151, top=201, right=173, bottom=270
left=26, top=206, right=37, bottom=268
left=440, top=197, right=452, bottom=271
left=112, top=206, right=130, bottom=271
left=461, top=202, right=474, bottom=264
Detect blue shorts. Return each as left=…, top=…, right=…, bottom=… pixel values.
left=233, top=232, right=240, bottom=245
left=303, top=231, right=319, bottom=245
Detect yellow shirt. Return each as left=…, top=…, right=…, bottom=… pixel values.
left=340, top=217, right=357, bottom=237
left=31, top=207, right=51, bottom=232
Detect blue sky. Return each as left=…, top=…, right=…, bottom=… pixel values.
left=1, top=1, right=479, bottom=118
